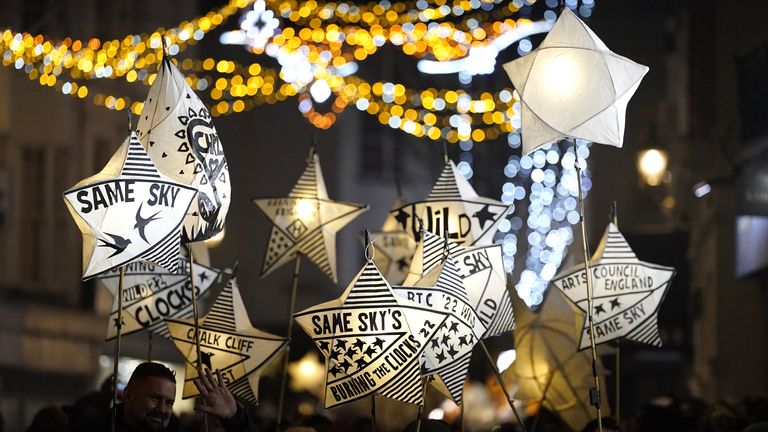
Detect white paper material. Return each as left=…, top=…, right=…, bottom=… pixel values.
left=393, top=252, right=486, bottom=405
left=294, top=261, right=448, bottom=408
left=165, top=277, right=288, bottom=405
left=98, top=260, right=221, bottom=340
left=371, top=199, right=417, bottom=285
left=391, top=161, right=511, bottom=247
left=551, top=223, right=675, bottom=349
left=136, top=58, right=231, bottom=242
left=252, top=153, right=368, bottom=283
left=63, top=133, right=197, bottom=280
left=503, top=8, right=649, bottom=154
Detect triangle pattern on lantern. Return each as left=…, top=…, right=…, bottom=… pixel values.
left=551, top=223, right=675, bottom=349
left=63, top=132, right=197, bottom=280
left=503, top=7, right=649, bottom=154
left=252, top=153, right=368, bottom=283
left=390, top=161, right=512, bottom=247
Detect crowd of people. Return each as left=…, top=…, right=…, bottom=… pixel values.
left=4, top=362, right=767, bottom=432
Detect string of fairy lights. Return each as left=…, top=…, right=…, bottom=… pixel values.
left=0, top=0, right=595, bottom=305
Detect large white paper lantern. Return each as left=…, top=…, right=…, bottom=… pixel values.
left=503, top=8, right=649, bottom=155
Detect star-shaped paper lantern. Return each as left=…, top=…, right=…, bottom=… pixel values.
left=503, top=8, right=649, bottom=154
left=136, top=57, right=231, bottom=243
left=98, top=261, right=221, bottom=340
left=503, top=289, right=609, bottom=431
left=370, top=200, right=417, bottom=285
left=393, top=252, right=486, bottom=404
left=405, top=231, right=515, bottom=339
left=294, top=261, right=448, bottom=408
left=551, top=223, right=675, bottom=349
left=391, top=161, right=511, bottom=246
left=165, top=277, right=288, bottom=404
left=252, top=152, right=368, bottom=282
left=63, top=133, right=197, bottom=280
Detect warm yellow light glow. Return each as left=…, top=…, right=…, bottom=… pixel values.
left=637, top=149, right=668, bottom=186
left=203, top=227, right=225, bottom=248
left=542, top=54, right=579, bottom=93
left=294, top=198, right=316, bottom=221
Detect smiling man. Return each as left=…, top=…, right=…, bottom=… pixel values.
left=97, top=362, right=256, bottom=432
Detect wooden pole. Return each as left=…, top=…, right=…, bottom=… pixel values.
left=478, top=341, right=527, bottom=432
left=110, top=265, right=125, bottom=432
left=573, top=140, right=603, bottom=432
left=188, top=248, right=208, bottom=432
left=276, top=254, right=301, bottom=431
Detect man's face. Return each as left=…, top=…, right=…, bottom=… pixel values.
left=123, top=376, right=176, bottom=431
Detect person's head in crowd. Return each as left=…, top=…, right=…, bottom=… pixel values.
left=122, top=362, right=177, bottom=432
left=27, top=405, right=68, bottom=432
left=400, top=419, right=451, bottom=432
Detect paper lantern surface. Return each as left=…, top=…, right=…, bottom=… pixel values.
left=503, top=289, right=609, bottom=431
left=551, top=223, right=675, bottom=349
left=136, top=58, right=230, bottom=242
left=252, top=153, right=368, bottom=282
left=391, top=161, right=511, bottom=246
left=165, top=277, right=288, bottom=404
left=405, top=231, right=516, bottom=339
left=371, top=199, right=417, bottom=285
left=63, top=133, right=197, bottom=280
left=294, top=261, right=448, bottom=408
left=503, top=8, right=649, bottom=154
left=393, top=252, right=485, bottom=405
left=99, top=260, right=221, bottom=340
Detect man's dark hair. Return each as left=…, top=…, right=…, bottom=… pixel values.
left=126, top=362, right=176, bottom=388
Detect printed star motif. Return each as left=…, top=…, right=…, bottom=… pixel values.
left=458, top=335, right=470, bottom=347
left=594, top=303, right=606, bottom=316
left=136, top=56, right=231, bottom=243
left=391, top=161, right=512, bottom=246
left=393, top=251, right=486, bottom=405
left=552, top=223, right=675, bottom=349
left=199, top=271, right=209, bottom=283
left=372, top=337, right=385, bottom=349
left=371, top=201, right=417, bottom=285
left=446, top=344, right=458, bottom=359
left=503, top=8, right=650, bottom=155
left=338, top=359, right=352, bottom=373
left=353, top=338, right=366, bottom=350
left=252, top=153, right=368, bottom=283
left=64, top=132, right=197, bottom=280
left=294, top=261, right=448, bottom=408
left=165, top=277, right=288, bottom=405
left=345, top=346, right=358, bottom=358
left=364, top=346, right=377, bottom=358
left=99, top=261, right=220, bottom=341
left=404, top=231, right=516, bottom=339
left=317, top=340, right=330, bottom=353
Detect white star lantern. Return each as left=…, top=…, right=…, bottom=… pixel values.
left=405, top=231, right=515, bottom=339
left=136, top=57, right=231, bottom=243
left=391, top=161, right=512, bottom=246
left=503, top=8, right=649, bottom=155
left=252, top=152, right=368, bottom=283
left=98, top=261, right=221, bottom=340
left=165, top=277, right=288, bottom=404
left=393, top=251, right=486, bottom=405
left=551, top=223, right=675, bottom=349
left=63, top=133, right=197, bottom=280
left=294, top=261, right=448, bottom=408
